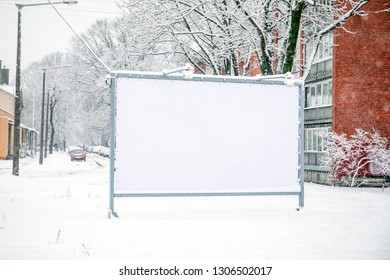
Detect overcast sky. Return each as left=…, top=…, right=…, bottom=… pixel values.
left=0, top=0, right=122, bottom=83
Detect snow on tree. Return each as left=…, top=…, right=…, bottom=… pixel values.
left=117, top=0, right=376, bottom=77
left=322, top=129, right=390, bottom=187
left=21, top=52, right=73, bottom=150
left=320, top=131, right=351, bottom=186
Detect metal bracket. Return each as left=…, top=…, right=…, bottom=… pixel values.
left=162, top=64, right=192, bottom=76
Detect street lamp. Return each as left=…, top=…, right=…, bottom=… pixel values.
left=39, top=65, right=71, bottom=164
left=13, top=0, right=78, bottom=174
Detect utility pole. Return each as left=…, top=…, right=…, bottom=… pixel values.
left=39, top=70, right=46, bottom=164
left=12, top=5, right=22, bottom=176
left=44, top=88, right=51, bottom=158
left=12, top=0, right=78, bottom=173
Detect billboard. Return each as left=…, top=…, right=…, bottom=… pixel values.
left=114, top=75, right=301, bottom=195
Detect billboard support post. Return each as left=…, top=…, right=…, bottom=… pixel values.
left=298, top=81, right=305, bottom=209
left=108, top=73, right=118, bottom=218
left=108, top=70, right=304, bottom=217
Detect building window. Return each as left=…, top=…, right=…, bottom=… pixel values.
left=304, top=127, right=331, bottom=152
left=305, top=79, right=332, bottom=108
left=305, top=32, right=333, bottom=64
left=315, top=33, right=333, bottom=62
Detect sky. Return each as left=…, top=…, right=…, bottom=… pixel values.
left=0, top=0, right=122, bottom=83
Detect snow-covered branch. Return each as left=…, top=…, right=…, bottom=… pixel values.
left=322, top=129, right=389, bottom=187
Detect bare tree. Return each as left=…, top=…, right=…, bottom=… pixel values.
left=117, top=0, right=377, bottom=77
left=49, top=94, right=58, bottom=154
left=21, top=52, right=70, bottom=153
left=322, top=129, right=389, bottom=187
left=321, top=131, right=351, bottom=186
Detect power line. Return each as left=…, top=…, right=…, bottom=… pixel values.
left=0, top=3, right=121, bottom=15
left=46, top=0, right=111, bottom=72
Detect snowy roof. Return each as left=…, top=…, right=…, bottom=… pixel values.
left=0, top=115, right=13, bottom=122
left=0, top=84, right=15, bottom=97
left=0, top=117, right=38, bottom=133
left=20, top=123, right=39, bottom=134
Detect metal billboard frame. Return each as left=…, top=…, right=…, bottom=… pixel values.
left=108, top=70, right=305, bottom=218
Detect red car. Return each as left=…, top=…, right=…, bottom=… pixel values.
left=70, top=148, right=86, bottom=161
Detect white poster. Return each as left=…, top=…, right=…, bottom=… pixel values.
left=115, top=78, right=299, bottom=193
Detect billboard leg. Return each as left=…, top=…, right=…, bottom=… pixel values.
left=297, top=81, right=305, bottom=212
left=296, top=193, right=304, bottom=211
left=108, top=74, right=119, bottom=219
left=108, top=209, right=119, bottom=219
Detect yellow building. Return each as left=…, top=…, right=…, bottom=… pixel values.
left=0, top=85, right=37, bottom=160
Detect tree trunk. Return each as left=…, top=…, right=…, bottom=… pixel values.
left=234, top=0, right=273, bottom=75
left=49, top=97, right=57, bottom=155
left=282, top=1, right=305, bottom=74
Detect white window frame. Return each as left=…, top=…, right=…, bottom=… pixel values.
left=314, top=33, right=333, bottom=63
left=304, top=127, right=332, bottom=152
left=305, top=32, right=333, bottom=65
left=305, top=79, right=332, bottom=108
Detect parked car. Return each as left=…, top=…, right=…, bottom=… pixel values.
left=70, top=148, right=86, bottom=161
left=98, top=147, right=110, bottom=158
left=89, top=145, right=110, bottom=158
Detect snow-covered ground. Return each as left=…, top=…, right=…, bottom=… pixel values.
left=0, top=152, right=389, bottom=260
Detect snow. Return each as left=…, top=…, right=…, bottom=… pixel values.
left=0, top=85, right=15, bottom=96
left=0, top=152, right=389, bottom=260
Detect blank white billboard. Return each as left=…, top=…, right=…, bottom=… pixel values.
left=115, top=77, right=299, bottom=193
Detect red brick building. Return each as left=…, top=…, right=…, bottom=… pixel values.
left=304, top=0, right=390, bottom=184
left=332, top=0, right=390, bottom=139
